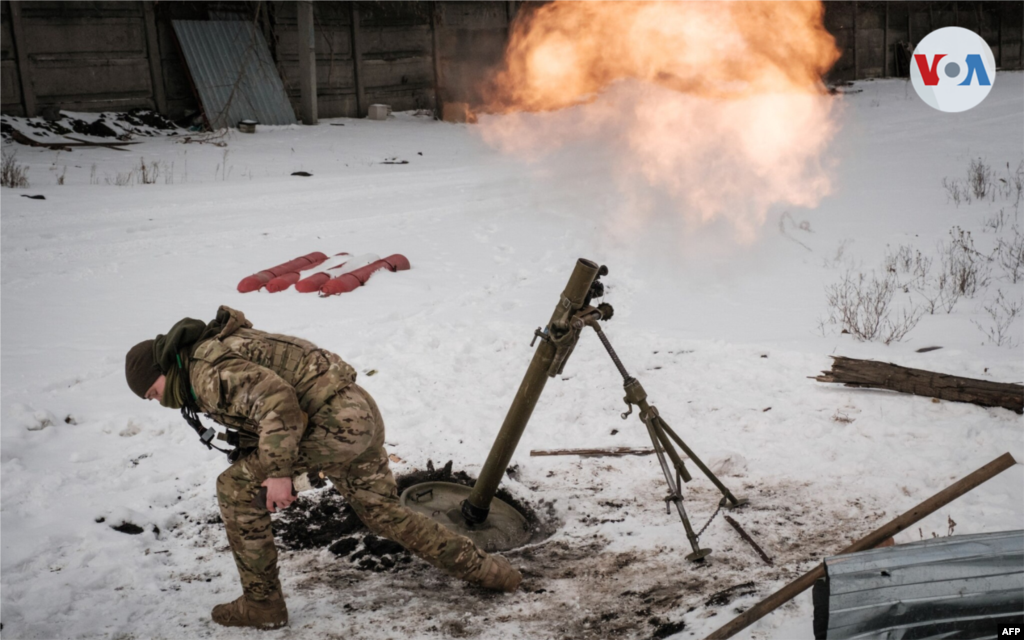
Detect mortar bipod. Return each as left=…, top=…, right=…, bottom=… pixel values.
left=585, top=318, right=747, bottom=562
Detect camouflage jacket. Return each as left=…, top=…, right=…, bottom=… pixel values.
left=189, top=306, right=357, bottom=477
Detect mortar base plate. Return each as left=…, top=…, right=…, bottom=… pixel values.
left=399, top=481, right=530, bottom=552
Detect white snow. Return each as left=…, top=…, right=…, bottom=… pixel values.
left=2, top=75, right=1022, bottom=640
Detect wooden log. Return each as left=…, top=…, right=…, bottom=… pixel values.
left=814, top=356, right=1023, bottom=414
left=704, top=452, right=1019, bottom=640
left=529, top=447, right=656, bottom=458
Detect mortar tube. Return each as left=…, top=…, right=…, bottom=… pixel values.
left=463, top=258, right=600, bottom=524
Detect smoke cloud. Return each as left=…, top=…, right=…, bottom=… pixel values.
left=477, top=1, right=842, bottom=241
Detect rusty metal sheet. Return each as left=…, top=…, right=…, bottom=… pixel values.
left=172, top=20, right=295, bottom=129
left=815, top=530, right=1024, bottom=639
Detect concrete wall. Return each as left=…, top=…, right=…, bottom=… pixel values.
left=434, top=1, right=512, bottom=108
left=0, top=0, right=511, bottom=120
left=269, top=1, right=438, bottom=118
left=267, top=1, right=512, bottom=119
left=825, top=1, right=1024, bottom=82
left=1, top=1, right=24, bottom=115
left=1, top=1, right=159, bottom=115
left=2, top=1, right=1021, bottom=120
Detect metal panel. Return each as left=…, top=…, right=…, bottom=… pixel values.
left=819, top=530, right=1024, bottom=639
left=172, top=20, right=295, bottom=129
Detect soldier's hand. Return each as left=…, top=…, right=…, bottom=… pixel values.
left=262, top=476, right=295, bottom=512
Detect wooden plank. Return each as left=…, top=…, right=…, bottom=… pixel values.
left=8, top=1, right=35, bottom=116
left=530, top=447, right=657, bottom=458
left=271, top=0, right=346, bottom=28
left=436, top=27, right=507, bottom=60
left=431, top=1, right=442, bottom=114
left=998, top=3, right=1003, bottom=68
left=18, top=1, right=138, bottom=19
left=297, top=0, right=317, bottom=124
left=310, top=92, right=358, bottom=119
left=858, top=29, right=885, bottom=77
left=349, top=2, right=366, bottom=116
left=30, top=58, right=152, bottom=98
left=344, top=2, right=429, bottom=30
left=22, top=19, right=147, bottom=55
left=437, top=1, right=506, bottom=29
left=0, top=2, right=15, bottom=60
left=360, top=56, right=432, bottom=89
left=364, top=86, right=433, bottom=112
left=360, top=25, right=432, bottom=58
left=1, top=60, right=22, bottom=111
left=278, top=60, right=356, bottom=91
left=275, top=24, right=352, bottom=60
left=40, top=93, right=153, bottom=112
left=142, top=1, right=166, bottom=114
left=853, top=1, right=859, bottom=79
left=883, top=2, right=888, bottom=77
left=359, top=2, right=430, bottom=29
left=704, top=453, right=1019, bottom=639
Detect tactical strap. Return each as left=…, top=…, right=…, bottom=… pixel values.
left=175, top=350, right=232, bottom=457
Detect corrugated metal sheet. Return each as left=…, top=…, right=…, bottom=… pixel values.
left=815, top=530, right=1024, bottom=639
left=172, top=20, right=296, bottom=130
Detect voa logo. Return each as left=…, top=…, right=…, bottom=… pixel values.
left=911, top=26, right=996, bottom=113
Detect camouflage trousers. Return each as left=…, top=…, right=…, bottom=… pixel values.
left=215, top=383, right=490, bottom=600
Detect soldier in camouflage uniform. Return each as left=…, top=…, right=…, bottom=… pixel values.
left=125, top=306, right=521, bottom=630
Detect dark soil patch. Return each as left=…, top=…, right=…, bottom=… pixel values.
left=274, top=460, right=554, bottom=574
left=274, top=489, right=357, bottom=550
left=71, top=118, right=119, bottom=138
left=112, top=521, right=144, bottom=535
left=328, top=537, right=360, bottom=557
left=363, top=534, right=405, bottom=556
left=704, top=581, right=756, bottom=607
left=118, top=109, right=177, bottom=131
left=650, top=619, right=686, bottom=639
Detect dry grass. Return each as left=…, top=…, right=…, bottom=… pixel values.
left=1, top=148, right=30, bottom=188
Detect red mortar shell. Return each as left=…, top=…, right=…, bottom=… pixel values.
left=266, top=272, right=301, bottom=292
left=237, top=252, right=328, bottom=292
left=296, top=272, right=332, bottom=293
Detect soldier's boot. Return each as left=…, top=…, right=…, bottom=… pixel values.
left=211, top=590, right=288, bottom=629
left=466, top=554, right=522, bottom=593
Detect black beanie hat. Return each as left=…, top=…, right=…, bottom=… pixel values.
left=125, top=340, right=161, bottom=399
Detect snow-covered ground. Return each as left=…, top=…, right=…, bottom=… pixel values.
left=2, top=74, right=1022, bottom=640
